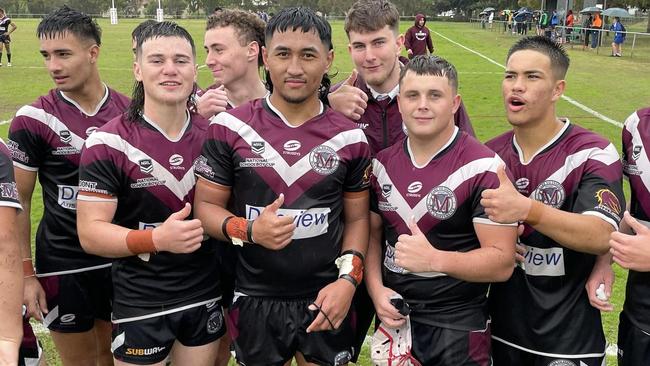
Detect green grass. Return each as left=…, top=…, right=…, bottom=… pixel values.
left=2, top=18, right=646, bottom=365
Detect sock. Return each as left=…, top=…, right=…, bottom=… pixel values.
left=6, top=53, right=10, bottom=62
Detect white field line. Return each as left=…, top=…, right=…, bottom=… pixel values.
left=434, top=31, right=624, bottom=128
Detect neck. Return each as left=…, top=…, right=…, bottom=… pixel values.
left=143, top=100, right=188, bottom=139
left=513, top=114, right=564, bottom=162
left=409, top=123, right=455, bottom=166
left=61, top=72, right=105, bottom=113
left=269, top=93, right=321, bottom=127
left=226, top=72, right=267, bottom=107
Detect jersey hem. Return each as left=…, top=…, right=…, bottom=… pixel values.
left=112, top=297, right=222, bottom=324
left=36, top=262, right=112, bottom=277
left=491, top=335, right=606, bottom=358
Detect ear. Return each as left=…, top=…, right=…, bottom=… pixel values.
left=347, top=42, right=352, bottom=55
left=89, top=44, right=100, bottom=64
left=193, top=62, right=198, bottom=82
left=247, top=41, right=260, bottom=64
left=396, top=33, right=405, bottom=54
left=551, top=79, right=566, bottom=102
left=261, top=46, right=269, bottom=71
left=133, top=60, right=143, bottom=82
left=452, top=94, right=462, bottom=114
left=397, top=94, right=402, bottom=114
left=324, top=49, right=334, bottom=74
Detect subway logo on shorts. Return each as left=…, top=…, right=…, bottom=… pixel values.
left=125, top=346, right=166, bottom=356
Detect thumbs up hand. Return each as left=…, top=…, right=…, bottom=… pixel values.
left=480, top=165, right=531, bottom=224
left=394, top=216, right=440, bottom=273
left=610, top=211, right=650, bottom=271
left=327, top=70, right=368, bottom=121
left=153, top=203, right=204, bottom=253
left=251, top=193, right=296, bottom=250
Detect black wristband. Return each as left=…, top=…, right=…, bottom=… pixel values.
left=340, top=249, right=365, bottom=262
left=222, top=216, right=234, bottom=240
left=246, top=220, right=254, bottom=243
left=338, top=273, right=358, bottom=287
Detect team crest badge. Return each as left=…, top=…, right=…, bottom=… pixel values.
left=251, top=141, right=265, bottom=155
left=362, top=164, right=372, bottom=185
left=547, top=360, right=577, bottom=366
left=382, top=184, right=392, bottom=198
left=138, top=159, right=154, bottom=174
left=426, top=186, right=457, bottom=220
left=309, top=145, right=340, bottom=175
left=633, top=145, right=643, bottom=161
left=595, top=188, right=622, bottom=217
left=534, top=180, right=565, bottom=208
left=59, top=130, right=72, bottom=144
left=206, top=310, right=223, bottom=335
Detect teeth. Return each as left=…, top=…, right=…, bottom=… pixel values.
left=161, top=82, right=179, bottom=86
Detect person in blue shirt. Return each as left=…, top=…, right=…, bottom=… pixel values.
left=610, top=17, right=626, bottom=57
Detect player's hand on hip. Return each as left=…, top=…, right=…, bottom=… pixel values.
left=23, top=277, right=48, bottom=321
left=153, top=203, right=204, bottom=254
left=369, top=286, right=406, bottom=329
left=481, top=165, right=530, bottom=224
left=251, top=193, right=295, bottom=250
left=395, top=217, right=438, bottom=273
left=306, top=278, right=356, bottom=333
left=197, top=85, right=229, bottom=119
left=327, top=70, right=368, bottom=121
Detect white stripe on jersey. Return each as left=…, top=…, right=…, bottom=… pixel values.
left=85, top=132, right=196, bottom=202
left=372, top=154, right=504, bottom=227
left=212, top=112, right=369, bottom=187
left=15, top=105, right=86, bottom=151
left=624, top=112, right=650, bottom=199
left=492, top=335, right=606, bottom=359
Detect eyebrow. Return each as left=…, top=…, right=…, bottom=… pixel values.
left=272, top=45, right=320, bottom=53
left=40, top=48, right=73, bottom=54
left=146, top=53, right=192, bottom=59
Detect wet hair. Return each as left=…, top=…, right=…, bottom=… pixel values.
left=506, top=36, right=570, bottom=80
left=127, top=21, right=197, bottom=122
left=344, top=0, right=400, bottom=36
left=206, top=9, right=266, bottom=67
left=264, top=7, right=332, bottom=104
left=399, top=55, right=459, bottom=93
left=37, top=5, right=101, bottom=46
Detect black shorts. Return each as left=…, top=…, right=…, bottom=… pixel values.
left=492, top=340, right=605, bottom=366
left=618, top=310, right=650, bottom=366
left=213, top=239, right=237, bottom=307
left=39, top=267, right=112, bottom=333
left=229, top=295, right=356, bottom=366
left=18, top=318, right=43, bottom=366
left=0, top=34, right=9, bottom=44
left=112, top=301, right=226, bottom=365
left=410, top=320, right=490, bottom=366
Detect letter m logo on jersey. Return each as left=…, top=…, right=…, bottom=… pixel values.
left=309, top=145, right=340, bottom=175
left=426, top=186, right=457, bottom=220
left=534, top=180, right=565, bottom=208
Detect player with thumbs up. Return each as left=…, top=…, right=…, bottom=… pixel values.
left=76, top=22, right=224, bottom=366
left=366, top=55, right=516, bottom=366
left=484, top=36, right=624, bottom=366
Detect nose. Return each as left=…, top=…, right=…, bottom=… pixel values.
left=46, top=56, right=62, bottom=74
left=205, top=50, right=217, bottom=68
left=417, top=95, right=429, bottom=110
left=162, top=59, right=178, bottom=75
left=287, top=55, right=303, bottom=76
left=364, top=48, right=376, bottom=63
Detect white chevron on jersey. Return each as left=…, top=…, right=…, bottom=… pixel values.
left=625, top=112, right=650, bottom=195
left=85, top=131, right=196, bottom=201
left=213, top=112, right=368, bottom=187
left=15, top=105, right=86, bottom=151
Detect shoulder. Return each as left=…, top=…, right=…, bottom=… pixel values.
left=485, top=130, right=514, bottom=151
left=108, top=88, right=131, bottom=108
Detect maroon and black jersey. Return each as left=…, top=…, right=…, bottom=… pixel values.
left=0, top=16, right=11, bottom=38
left=8, top=87, right=130, bottom=275
left=0, top=139, right=21, bottom=210
left=487, top=121, right=624, bottom=356
left=78, top=112, right=220, bottom=322
left=370, top=128, right=509, bottom=331
left=621, top=107, right=650, bottom=333
left=196, top=97, right=371, bottom=298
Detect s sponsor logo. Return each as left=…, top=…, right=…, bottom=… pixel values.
left=534, top=180, right=565, bottom=208
left=60, top=314, right=76, bottom=323
left=206, top=310, right=223, bottom=334
left=246, top=205, right=330, bottom=239
left=515, top=177, right=530, bottom=191
left=125, top=347, right=166, bottom=356
left=85, top=127, right=98, bottom=137
left=0, top=182, right=18, bottom=200
left=57, top=185, right=79, bottom=210
left=522, top=246, right=565, bottom=277
left=139, top=159, right=154, bottom=174
left=251, top=141, right=265, bottom=155
left=595, top=188, right=622, bottom=217
left=426, top=186, right=457, bottom=220
left=381, top=184, right=392, bottom=198
left=407, top=181, right=422, bottom=194
left=283, top=140, right=301, bottom=152
left=309, top=145, right=340, bottom=175
left=169, top=154, right=183, bottom=166
left=59, top=130, right=72, bottom=144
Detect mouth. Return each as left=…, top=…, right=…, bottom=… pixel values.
left=52, top=75, right=69, bottom=84
left=507, top=96, right=526, bottom=111
left=364, top=65, right=381, bottom=73
left=285, top=79, right=306, bottom=87
left=160, top=81, right=182, bottom=87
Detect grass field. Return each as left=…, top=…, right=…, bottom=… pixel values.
left=1, top=17, right=648, bottom=365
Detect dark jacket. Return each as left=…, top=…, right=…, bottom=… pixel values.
left=404, top=14, right=434, bottom=58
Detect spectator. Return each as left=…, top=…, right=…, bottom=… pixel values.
left=591, top=12, right=602, bottom=48
left=582, top=14, right=592, bottom=50
left=405, top=14, right=433, bottom=58
left=610, top=16, right=626, bottom=56
left=565, top=10, right=574, bottom=43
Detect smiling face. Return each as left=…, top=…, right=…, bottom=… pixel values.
left=502, top=49, right=565, bottom=128
left=134, top=35, right=197, bottom=107
left=39, top=32, right=99, bottom=93
left=204, top=26, right=256, bottom=88
left=348, top=25, right=402, bottom=91
left=263, top=28, right=333, bottom=106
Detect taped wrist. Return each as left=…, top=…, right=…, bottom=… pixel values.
left=222, top=216, right=253, bottom=246
left=126, top=230, right=157, bottom=254
left=23, top=258, right=35, bottom=278
left=335, top=250, right=365, bottom=287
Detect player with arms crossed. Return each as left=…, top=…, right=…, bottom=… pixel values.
left=194, top=7, right=371, bottom=366
left=76, top=22, right=224, bottom=366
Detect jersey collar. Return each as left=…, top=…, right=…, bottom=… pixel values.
left=264, top=95, right=324, bottom=128
left=406, top=126, right=460, bottom=169
left=59, top=83, right=109, bottom=117
left=513, top=118, right=571, bottom=165
left=141, top=110, right=191, bottom=143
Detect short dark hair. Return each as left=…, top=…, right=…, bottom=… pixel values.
left=399, top=55, right=459, bottom=93
left=344, top=0, right=399, bottom=36
left=264, top=7, right=333, bottom=103
left=37, top=5, right=101, bottom=46
left=131, top=20, right=158, bottom=42
left=127, top=21, right=197, bottom=122
left=507, top=36, right=569, bottom=79
left=207, top=9, right=265, bottom=66
left=0, top=8, right=5, bottom=14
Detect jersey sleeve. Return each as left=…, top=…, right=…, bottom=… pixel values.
left=0, top=140, right=22, bottom=209
left=622, top=110, right=636, bottom=179
left=343, top=131, right=371, bottom=193
left=7, top=111, right=47, bottom=171
left=575, top=144, right=625, bottom=230
left=369, top=159, right=380, bottom=214
left=194, top=116, right=235, bottom=187
left=77, top=134, right=121, bottom=202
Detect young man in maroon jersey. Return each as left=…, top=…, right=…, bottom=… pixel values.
left=367, top=55, right=516, bottom=365
left=194, top=7, right=371, bottom=365
left=76, top=22, right=224, bottom=366
left=481, top=36, right=624, bottom=366
left=8, top=6, right=130, bottom=366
